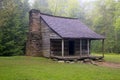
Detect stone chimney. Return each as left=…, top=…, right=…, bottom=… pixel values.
left=26, top=9, right=42, bottom=56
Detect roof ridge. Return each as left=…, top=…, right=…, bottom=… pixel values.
left=40, top=12, right=78, bottom=20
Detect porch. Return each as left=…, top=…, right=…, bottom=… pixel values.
left=50, top=39, right=104, bottom=60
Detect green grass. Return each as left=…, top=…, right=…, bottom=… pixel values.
left=0, top=55, right=120, bottom=80
left=104, top=54, right=120, bottom=63
left=92, top=53, right=120, bottom=63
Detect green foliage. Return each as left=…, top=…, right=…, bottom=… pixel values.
left=31, top=0, right=84, bottom=19
left=86, top=0, right=120, bottom=53
left=0, top=56, right=120, bottom=80
left=114, top=1, right=120, bottom=30
left=32, top=0, right=50, bottom=13
left=0, top=0, right=30, bottom=56
left=47, top=0, right=67, bottom=16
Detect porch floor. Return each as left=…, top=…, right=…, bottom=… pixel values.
left=51, top=55, right=104, bottom=61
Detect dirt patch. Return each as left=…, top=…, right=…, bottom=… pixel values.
left=95, top=61, right=120, bottom=68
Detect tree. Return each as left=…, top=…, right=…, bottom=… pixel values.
left=32, top=0, right=50, bottom=13
left=113, top=0, right=120, bottom=53
left=31, top=0, right=84, bottom=19
left=86, top=0, right=120, bottom=53
left=0, top=0, right=30, bottom=56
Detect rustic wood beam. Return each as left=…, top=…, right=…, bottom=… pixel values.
left=87, top=39, right=90, bottom=56
left=62, top=39, right=64, bottom=57
left=89, top=40, right=91, bottom=55
left=80, top=39, right=82, bottom=57
left=50, top=40, right=51, bottom=57
left=102, top=39, right=104, bottom=57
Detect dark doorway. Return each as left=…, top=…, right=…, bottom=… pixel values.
left=69, top=40, right=75, bottom=55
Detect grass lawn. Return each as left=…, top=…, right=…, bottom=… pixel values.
left=0, top=54, right=120, bottom=80
left=104, top=54, right=120, bottom=63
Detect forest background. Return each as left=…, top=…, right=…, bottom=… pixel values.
left=0, top=0, right=120, bottom=56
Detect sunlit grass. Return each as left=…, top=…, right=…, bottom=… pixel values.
left=0, top=55, right=120, bottom=80
left=92, top=53, right=120, bottom=63
left=104, top=53, right=120, bottom=63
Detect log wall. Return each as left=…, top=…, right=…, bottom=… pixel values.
left=26, top=9, right=61, bottom=57
left=41, top=19, right=61, bottom=57
left=50, top=39, right=90, bottom=56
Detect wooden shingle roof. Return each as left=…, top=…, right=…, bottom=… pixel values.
left=40, top=13, right=105, bottom=40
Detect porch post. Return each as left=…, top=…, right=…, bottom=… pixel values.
left=102, top=39, right=104, bottom=57
left=62, top=39, right=64, bottom=57
left=80, top=39, right=82, bottom=57
left=87, top=39, right=90, bottom=56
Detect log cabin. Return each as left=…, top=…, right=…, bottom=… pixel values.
left=26, top=9, right=105, bottom=60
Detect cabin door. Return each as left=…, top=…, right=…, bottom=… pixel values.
left=69, top=40, right=75, bottom=55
